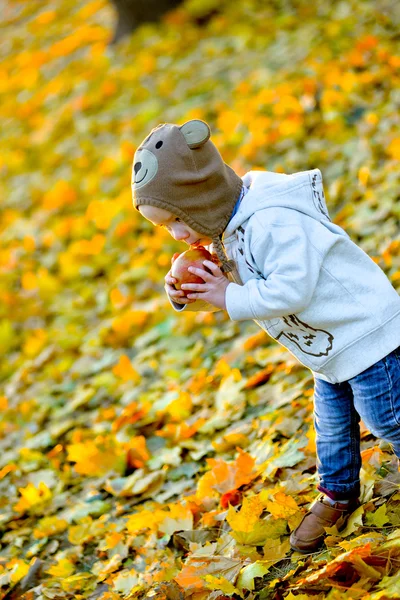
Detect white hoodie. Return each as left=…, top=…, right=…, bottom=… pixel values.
left=171, top=169, right=400, bottom=384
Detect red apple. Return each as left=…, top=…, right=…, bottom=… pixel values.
left=171, top=246, right=218, bottom=296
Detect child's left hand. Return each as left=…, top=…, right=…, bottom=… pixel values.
left=181, top=260, right=230, bottom=310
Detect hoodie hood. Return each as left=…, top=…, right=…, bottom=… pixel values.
left=224, top=168, right=331, bottom=238
left=132, top=119, right=243, bottom=272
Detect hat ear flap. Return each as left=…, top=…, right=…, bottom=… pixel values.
left=180, top=120, right=211, bottom=149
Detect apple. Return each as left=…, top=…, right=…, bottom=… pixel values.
left=171, top=246, right=218, bottom=296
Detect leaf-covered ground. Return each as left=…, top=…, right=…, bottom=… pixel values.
left=1, top=0, right=400, bottom=598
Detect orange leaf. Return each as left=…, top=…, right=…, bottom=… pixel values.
left=175, top=566, right=204, bottom=590
left=112, top=355, right=141, bottom=383
left=196, top=449, right=256, bottom=499
left=243, top=366, right=274, bottom=389
left=265, top=492, right=300, bottom=520
left=220, top=490, right=243, bottom=509
left=42, top=180, right=77, bottom=211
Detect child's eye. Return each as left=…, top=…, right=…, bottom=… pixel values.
left=175, top=218, right=181, bottom=222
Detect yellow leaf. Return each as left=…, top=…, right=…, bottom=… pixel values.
left=126, top=508, right=165, bottom=534
left=21, top=272, right=38, bottom=291
left=167, top=392, right=193, bottom=421
left=58, top=250, right=81, bottom=280
left=42, top=180, right=77, bottom=211
left=159, top=504, right=194, bottom=536
left=112, top=570, right=140, bottom=595
left=110, top=287, right=129, bottom=309
left=36, top=10, right=56, bottom=25
left=388, top=138, right=400, bottom=160
left=34, top=516, right=68, bottom=539
left=230, top=518, right=287, bottom=546
left=226, top=495, right=264, bottom=532
left=60, top=572, right=96, bottom=593
left=23, top=329, right=48, bottom=358
left=70, top=234, right=106, bottom=256
left=237, top=562, right=271, bottom=592
left=14, top=482, right=52, bottom=513
left=86, top=199, right=120, bottom=230
left=265, top=492, right=300, bottom=519
left=365, top=504, right=390, bottom=527
left=68, top=517, right=105, bottom=545
left=9, top=560, right=30, bottom=584
left=263, top=538, right=291, bottom=561
left=365, top=112, right=378, bottom=126
left=339, top=531, right=385, bottom=551
left=325, top=505, right=365, bottom=537
left=47, top=558, right=75, bottom=578
left=204, top=574, right=238, bottom=594
left=284, top=594, right=314, bottom=600
left=0, top=464, right=16, bottom=480
left=111, top=310, right=148, bottom=338
left=66, top=440, right=123, bottom=476
left=102, top=531, right=124, bottom=550
left=0, top=320, right=14, bottom=353
left=175, top=556, right=243, bottom=591
left=37, top=268, right=61, bottom=299
left=358, top=165, right=370, bottom=186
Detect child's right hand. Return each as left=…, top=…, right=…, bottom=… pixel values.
left=165, top=253, right=195, bottom=305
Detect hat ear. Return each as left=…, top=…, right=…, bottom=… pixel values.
left=180, top=120, right=211, bottom=149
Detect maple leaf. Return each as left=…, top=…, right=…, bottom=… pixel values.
left=126, top=508, right=166, bottom=534
left=204, top=574, right=239, bottom=594
left=159, top=503, right=194, bottom=536
left=365, top=503, right=390, bottom=527
left=66, top=440, right=124, bottom=476
left=371, top=571, right=400, bottom=599
left=265, top=492, right=300, bottom=520
left=46, top=558, right=75, bottom=578
left=68, top=516, right=105, bottom=545
left=112, top=354, right=141, bottom=383
left=13, top=482, right=52, bottom=514
left=325, top=505, right=365, bottom=537
left=33, top=516, right=68, bottom=539
left=297, top=544, right=376, bottom=586
left=236, top=562, right=271, bottom=592
left=196, top=449, right=257, bottom=500
left=175, top=557, right=244, bottom=592
left=226, top=495, right=264, bottom=532
left=112, top=570, right=141, bottom=596
left=227, top=495, right=287, bottom=546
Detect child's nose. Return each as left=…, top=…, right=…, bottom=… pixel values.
left=173, top=227, right=189, bottom=241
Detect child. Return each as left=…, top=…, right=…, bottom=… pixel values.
left=132, top=119, right=400, bottom=553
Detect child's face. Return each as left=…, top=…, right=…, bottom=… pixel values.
left=139, top=205, right=212, bottom=247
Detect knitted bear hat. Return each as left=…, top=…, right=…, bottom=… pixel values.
left=132, top=119, right=243, bottom=272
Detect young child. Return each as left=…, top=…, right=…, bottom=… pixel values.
left=132, top=119, right=400, bottom=553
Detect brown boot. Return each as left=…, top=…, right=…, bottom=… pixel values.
left=290, top=496, right=359, bottom=553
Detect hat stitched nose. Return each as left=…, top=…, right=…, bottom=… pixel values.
left=134, top=161, right=142, bottom=175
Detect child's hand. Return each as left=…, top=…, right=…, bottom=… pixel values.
left=181, top=260, right=230, bottom=310
left=165, top=254, right=195, bottom=305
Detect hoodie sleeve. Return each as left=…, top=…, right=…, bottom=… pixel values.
left=225, top=222, right=331, bottom=321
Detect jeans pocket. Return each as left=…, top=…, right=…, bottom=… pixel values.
left=384, top=352, right=400, bottom=427
left=393, top=346, right=400, bottom=368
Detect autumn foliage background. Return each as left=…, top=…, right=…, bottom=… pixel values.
left=1, top=0, right=400, bottom=598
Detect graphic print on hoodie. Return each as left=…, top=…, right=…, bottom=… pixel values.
left=276, top=314, right=334, bottom=358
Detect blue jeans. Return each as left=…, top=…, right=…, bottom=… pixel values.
left=314, top=345, right=400, bottom=500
